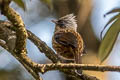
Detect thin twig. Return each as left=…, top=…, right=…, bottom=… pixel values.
left=34, top=63, right=120, bottom=72
left=0, top=39, right=8, bottom=50
left=27, top=30, right=61, bottom=63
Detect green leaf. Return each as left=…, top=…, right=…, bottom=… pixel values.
left=98, top=17, right=120, bottom=63
left=13, top=0, right=25, bottom=10
left=40, top=0, right=53, bottom=10
left=100, top=13, right=120, bottom=39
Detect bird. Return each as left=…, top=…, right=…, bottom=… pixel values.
left=52, top=14, right=85, bottom=73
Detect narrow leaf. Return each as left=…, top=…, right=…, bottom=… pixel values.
left=104, top=8, right=120, bottom=17
left=13, top=0, right=25, bottom=10
left=98, top=17, right=120, bottom=63
left=100, top=13, right=120, bottom=39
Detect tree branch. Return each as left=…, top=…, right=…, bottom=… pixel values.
left=0, top=39, right=9, bottom=50
left=1, top=1, right=28, bottom=54
left=2, top=19, right=120, bottom=79
left=0, top=20, right=99, bottom=80
left=35, top=63, right=120, bottom=72
left=0, top=25, right=42, bottom=80
left=0, top=1, right=42, bottom=80
left=0, top=1, right=110, bottom=80
left=27, top=30, right=62, bottom=63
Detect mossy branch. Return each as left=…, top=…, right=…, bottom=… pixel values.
left=0, top=1, right=42, bottom=80
left=0, top=20, right=99, bottom=80
left=0, top=1, right=118, bottom=80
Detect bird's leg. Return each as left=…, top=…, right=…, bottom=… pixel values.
left=74, top=52, right=83, bottom=75
left=58, top=55, right=74, bottom=63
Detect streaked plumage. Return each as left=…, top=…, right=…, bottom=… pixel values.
left=52, top=14, right=85, bottom=64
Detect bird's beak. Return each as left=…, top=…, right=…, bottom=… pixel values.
left=51, top=20, right=58, bottom=24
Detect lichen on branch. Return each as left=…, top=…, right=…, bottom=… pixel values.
left=0, top=1, right=115, bottom=80
left=1, top=3, right=28, bottom=54
left=0, top=1, right=42, bottom=80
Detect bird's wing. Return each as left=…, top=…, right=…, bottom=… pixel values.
left=54, top=32, right=78, bottom=48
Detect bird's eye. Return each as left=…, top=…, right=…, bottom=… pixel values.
left=58, top=20, right=64, bottom=23
left=57, top=20, right=66, bottom=28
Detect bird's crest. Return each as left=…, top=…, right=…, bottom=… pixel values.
left=59, top=14, right=77, bottom=23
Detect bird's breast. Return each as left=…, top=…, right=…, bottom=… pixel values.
left=52, top=29, right=84, bottom=59
left=52, top=37, right=74, bottom=59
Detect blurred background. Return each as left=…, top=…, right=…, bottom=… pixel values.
left=0, top=0, right=120, bottom=80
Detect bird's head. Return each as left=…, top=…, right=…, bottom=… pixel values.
left=52, top=14, right=77, bottom=31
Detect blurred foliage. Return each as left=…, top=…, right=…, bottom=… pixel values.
left=98, top=8, right=120, bottom=62
left=12, top=0, right=25, bottom=10
left=40, top=0, right=53, bottom=10
left=52, top=0, right=100, bottom=51
left=0, top=67, right=27, bottom=80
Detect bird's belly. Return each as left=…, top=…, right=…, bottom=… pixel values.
left=60, top=50, right=74, bottom=59
left=53, top=43, right=74, bottom=59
